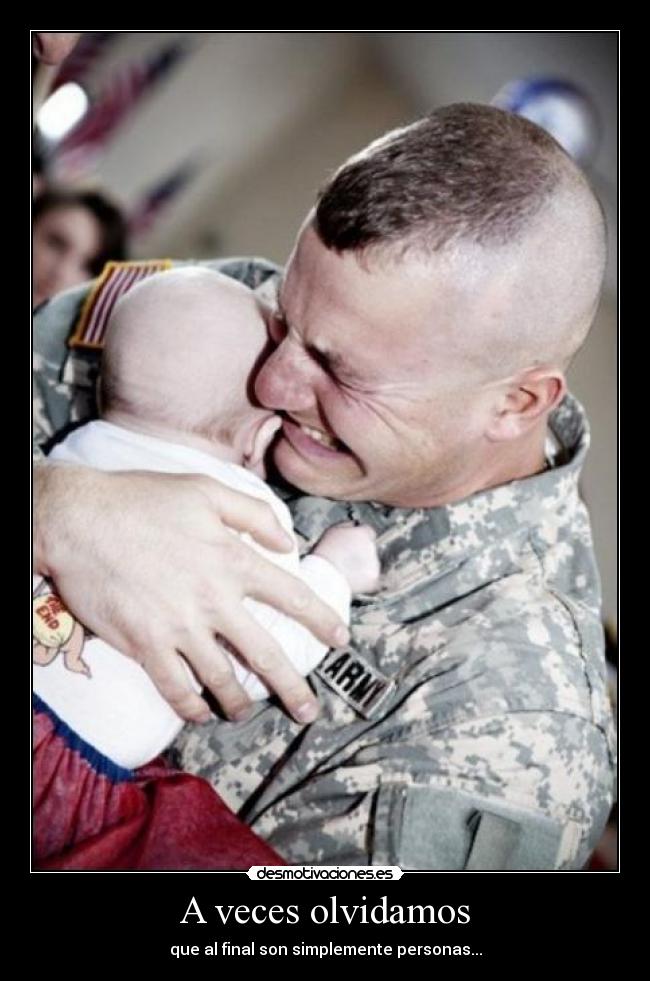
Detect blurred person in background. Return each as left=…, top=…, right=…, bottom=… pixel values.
left=33, top=188, right=128, bottom=309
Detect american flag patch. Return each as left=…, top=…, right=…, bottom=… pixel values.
left=68, top=259, right=173, bottom=350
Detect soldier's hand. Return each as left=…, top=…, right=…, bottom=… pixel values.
left=34, top=464, right=349, bottom=724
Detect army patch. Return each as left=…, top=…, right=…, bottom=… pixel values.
left=68, top=259, right=172, bottom=350
left=316, top=648, right=393, bottom=719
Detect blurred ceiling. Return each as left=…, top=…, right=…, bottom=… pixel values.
left=39, top=31, right=618, bottom=294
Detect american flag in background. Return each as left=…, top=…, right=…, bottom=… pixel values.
left=53, top=43, right=189, bottom=180
left=50, top=32, right=118, bottom=91
left=129, top=159, right=201, bottom=239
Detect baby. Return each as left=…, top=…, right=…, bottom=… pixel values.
left=33, top=267, right=379, bottom=863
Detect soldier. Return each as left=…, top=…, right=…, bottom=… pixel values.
left=33, top=103, right=616, bottom=869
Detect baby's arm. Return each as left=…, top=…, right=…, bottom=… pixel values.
left=234, top=523, right=380, bottom=700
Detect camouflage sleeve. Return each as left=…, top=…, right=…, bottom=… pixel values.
left=367, top=709, right=614, bottom=870
left=254, top=708, right=614, bottom=870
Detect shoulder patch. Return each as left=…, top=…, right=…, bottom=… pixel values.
left=68, top=259, right=173, bottom=350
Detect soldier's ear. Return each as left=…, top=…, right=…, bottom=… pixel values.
left=486, top=369, right=566, bottom=441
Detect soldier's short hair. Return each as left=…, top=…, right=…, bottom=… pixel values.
left=314, top=103, right=571, bottom=257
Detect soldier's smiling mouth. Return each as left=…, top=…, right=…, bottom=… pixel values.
left=281, top=418, right=351, bottom=459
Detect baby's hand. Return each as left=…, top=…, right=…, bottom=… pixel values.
left=313, top=522, right=381, bottom=594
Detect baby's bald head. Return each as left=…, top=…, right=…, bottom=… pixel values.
left=101, top=267, right=274, bottom=458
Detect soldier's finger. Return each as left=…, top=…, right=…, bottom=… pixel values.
left=244, top=553, right=349, bottom=649
left=180, top=634, right=255, bottom=722
left=216, top=608, right=320, bottom=725
left=144, top=650, right=213, bottom=723
left=208, top=481, right=294, bottom=553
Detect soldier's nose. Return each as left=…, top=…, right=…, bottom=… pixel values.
left=256, top=347, right=316, bottom=413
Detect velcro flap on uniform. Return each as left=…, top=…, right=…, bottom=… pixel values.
left=68, top=259, right=172, bottom=350
left=464, top=810, right=521, bottom=869
left=372, top=783, right=571, bottom=870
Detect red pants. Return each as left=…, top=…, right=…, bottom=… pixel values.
left=34, top=698, right=285, bottom=871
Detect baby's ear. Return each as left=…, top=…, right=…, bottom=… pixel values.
left=244, top=415, right=282, bottom=475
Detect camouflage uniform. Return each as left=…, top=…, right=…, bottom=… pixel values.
left=33, top=259, right=616, bottom=870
